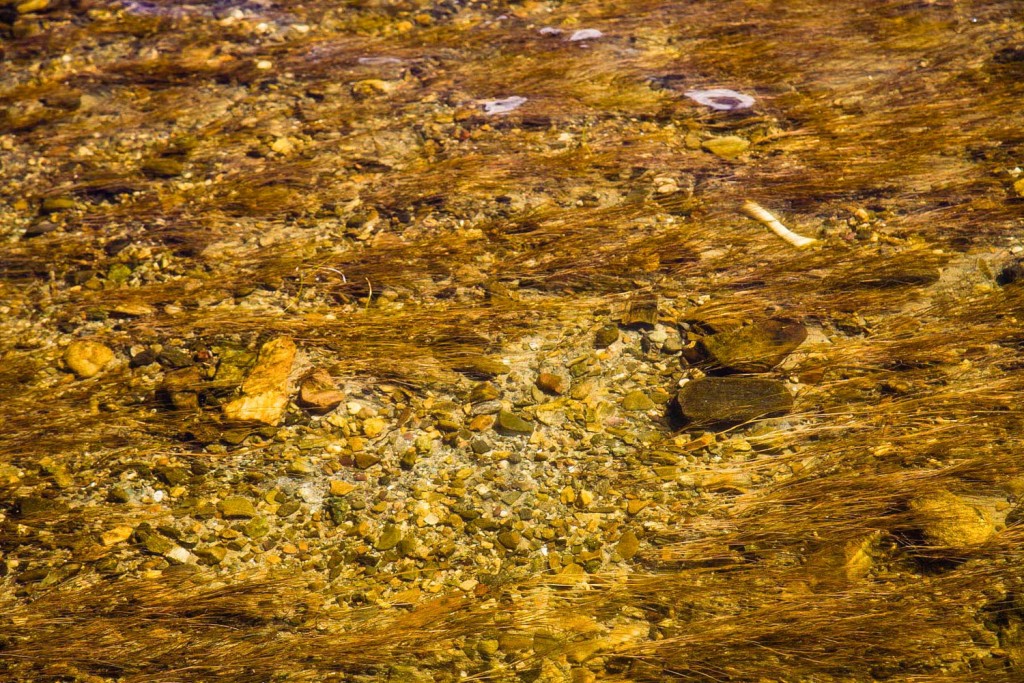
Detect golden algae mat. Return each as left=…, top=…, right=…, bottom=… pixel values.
left=2, top=0, right=1024, bottom=681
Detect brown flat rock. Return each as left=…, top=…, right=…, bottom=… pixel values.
left=299, top=368, right=345, bottom=411
left=701, top=319, right=807, bottom=373
left=676, top=377, right=793, bottom=425
left=536, top=372, right=569, bottom=395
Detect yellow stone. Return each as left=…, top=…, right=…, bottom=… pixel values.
left=468, top=414, right=494, bottom=431
left=616, top=530, right=640, bottom=560
left=552, top=563, right=587, bottom=587
left=909, top=490, right=995, bottom=546
left=702, top=135, right=750, bottom=160
left=100, top=525, right=134, bottom=546
left=64, top=340, right=114, bottom=379
left=352, top=79, right=393, bottom=99
left=111, top=303, right=154, bottom=317
left=223, top=393, right=289, bottom=425
left=571, top=668, right=596, bottom=683
left=17, top=0, right=49, bottom=14
left=626, top=499, right=648, bottom=516
left=271, top=137, right=295, bottom=155
left=223, top=337, right=296, bottom=425
left=1014, top=177, right=1024, bottom=198
left=329, top=480, right=356, bottom=496
left=805, top=533, right=878, bottom=590
left=392, top=587, right=421, bottom=605
left=362, top=416, right=387, bottom=438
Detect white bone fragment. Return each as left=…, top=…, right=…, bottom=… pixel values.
left=741, top=201, right=817, bottom=249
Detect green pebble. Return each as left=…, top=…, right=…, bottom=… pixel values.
left=701, top=135, right=750, bottom=159
left=144, top=534, right=174, bottom=556
left=219, top=496, right=256, bottom=519
left=622, top=390, right=655, bottom=411
left=497, top=530, right=521, bottom=550
left=195, top=545, right=227, bottom=565
left=375, top=524, right=402, bottom=551
left=107, top=263, right=132, bottom=284
left=496, top=410, right=534, bottom=435
left=276, top=501, right=301, bottom=517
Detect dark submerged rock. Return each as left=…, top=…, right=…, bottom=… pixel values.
left=621, top=296, right=658, bottom=329
left=594, top=324, right=619, bottom=349
left=701, top=319, right=807, bottom=373
left=675, top=377, right=793, bottom=426
left=496, top=410, right=534, bottom=435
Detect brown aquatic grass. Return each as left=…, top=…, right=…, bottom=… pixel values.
left=3, top=0, right=1024, bottom=680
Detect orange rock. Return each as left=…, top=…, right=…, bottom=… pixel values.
left=299, top=368, right=345, bottom=411
left=468, top=414, right=495, bottom=431
left=536, top=372, right=569, bottom=395
left=223, top=337, right=296, bottom=425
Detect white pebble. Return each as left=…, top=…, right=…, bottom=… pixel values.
left=298, top=483, right=321, bottom=504
left=480, top=96, right=527, bottom=115
left=684, top=88, right=755, bottom=111
left=569, top=29, right=603, bottom=41
left=358, top=56, right=403, bottom=65
left=165, top=546, right=192, bottom=565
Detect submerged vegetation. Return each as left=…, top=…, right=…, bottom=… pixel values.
left=3, top=0, right=1024, bottom=680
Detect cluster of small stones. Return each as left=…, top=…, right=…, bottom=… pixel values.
left=7, top=264, right=1017, bottom=680
left=3, top=324, right=792, bottom=682
left=19, top=295, right=1013, bottom=679
left=9, top=295, right=817, bottom=600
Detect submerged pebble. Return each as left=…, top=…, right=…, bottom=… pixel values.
left=64, top=340, right=115, bottom=379
left=675, top=377, right=793, bottom=425
left=684, top=88, right=756, bottom=111
left=358, top=56, right=403, bottom=65
left=481, top=96, right=528, bottom=115
left=701, top=319, right=808, bottom=373
left=569, top=29, right=603, bottom=42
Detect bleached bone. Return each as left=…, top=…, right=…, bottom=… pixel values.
left=741, top=200, right=817, bottom=249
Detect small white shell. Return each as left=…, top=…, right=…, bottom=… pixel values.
left=684, top=88, right=756, bottom=111
left=569, top=28, right=604, bottom=42
left=538, top=27, right=563, bottom=36
left=481, top=96, right=528, bottom=115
